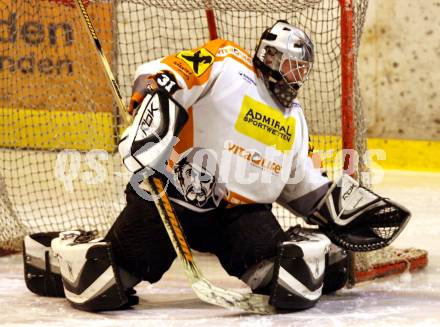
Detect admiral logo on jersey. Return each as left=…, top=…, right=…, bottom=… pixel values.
left=235, top=95, right=296, bottom=151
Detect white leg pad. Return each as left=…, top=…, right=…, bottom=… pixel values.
left=51, top=231, right=133, bottom=311
left=270, top=230, right=330, bottom=310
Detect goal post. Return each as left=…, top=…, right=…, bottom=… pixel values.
left=0, top=0, right=426, bottom=282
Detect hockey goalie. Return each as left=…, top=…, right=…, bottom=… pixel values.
left=23, top=20, right=410, bottom=312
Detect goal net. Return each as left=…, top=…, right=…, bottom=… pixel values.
left=0, top=0, right=426, bottom=283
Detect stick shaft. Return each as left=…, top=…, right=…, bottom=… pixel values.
left=74, top=0, right=131, bottom=126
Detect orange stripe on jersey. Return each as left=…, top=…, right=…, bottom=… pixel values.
left=161, top=55, right=199, bottom=89
left=224, top=191, right=255, bottom=206
left=174, top=106, right=194, bottom=156
left=168, top=106, right=194, bottom=170
left=167, top=106, right=193, bottom=170
left=161, top=39, right=254, bottom=89
left=215, top=44, right=255, bottom=72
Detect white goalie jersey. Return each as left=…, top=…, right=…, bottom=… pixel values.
left=123, top=39, right=329, bottom=213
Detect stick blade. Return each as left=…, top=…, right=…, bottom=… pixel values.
left=191, top=279, right=275, bottom=314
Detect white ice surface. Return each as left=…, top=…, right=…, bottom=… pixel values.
left=1, top=170, right=439, bottom=327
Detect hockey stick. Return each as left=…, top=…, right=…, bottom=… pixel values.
left=73, top=0, right=131, bottom=127
left=73, top=0, right=274, bottom=314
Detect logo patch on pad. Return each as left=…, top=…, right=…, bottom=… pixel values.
left=235, top=96, right=296, bottom=151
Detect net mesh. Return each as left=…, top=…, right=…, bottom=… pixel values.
left=1, top=0, right=408, bottom=278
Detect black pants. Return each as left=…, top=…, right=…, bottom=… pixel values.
left=105, top=184, right=288, bottom=283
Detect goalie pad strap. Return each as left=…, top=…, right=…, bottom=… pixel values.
left=23, top=233, right=65, bottom=297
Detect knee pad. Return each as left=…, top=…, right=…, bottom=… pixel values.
left=51, top=231, right=140, bottom=311
left=269, top=229, right=331, bottom=311
left=23, top=232, right=65, bottom=297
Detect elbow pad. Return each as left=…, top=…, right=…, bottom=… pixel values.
left=118, top=90, right=188, bottom=173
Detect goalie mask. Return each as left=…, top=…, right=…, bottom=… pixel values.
left=253, top=20, right=314, bottom=108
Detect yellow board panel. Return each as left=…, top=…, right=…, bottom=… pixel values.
left=309, top=135, right=440, bottom=172
left=1, top=108, right=438, bottom=170
left=0, top=107, right=115, bottom=151
left=368, top=138, right=440, bottom=172
left=308, top=134, right=342, bottom=169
